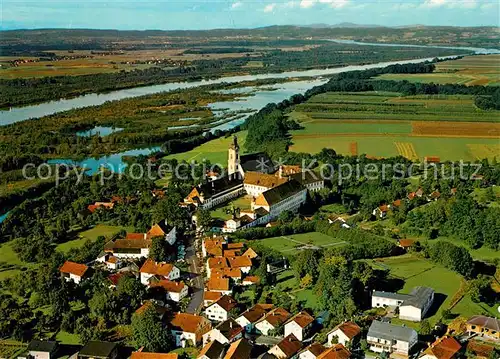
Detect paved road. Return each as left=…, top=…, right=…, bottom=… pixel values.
left=185, top=236, right=204, bottom=314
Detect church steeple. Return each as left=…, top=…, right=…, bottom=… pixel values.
left=228, top=135, right=240, bottom=176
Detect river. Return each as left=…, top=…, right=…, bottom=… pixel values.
left=3, top=43, right=497, bottom=174
left=2, top=50, right=486, bottom=126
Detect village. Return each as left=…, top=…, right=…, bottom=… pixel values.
left=15, top=136, right=500, bottom=359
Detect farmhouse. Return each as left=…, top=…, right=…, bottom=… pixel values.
left=466, top=315, right=500, bottom=341
left=104, top=238, right=152, bottom=259
left=371, top=290, right=410, bottom=308
left=326, top=321, right=361, bottom=347
left=205, top=295, right=238, bottom=322
left=367, top=320, right=418, bottom=357
left=268, top=334, right=303, bottom=359
left=284, top=311, right=315, bottom=341
left=59, top=261, right=89, bottom=284
left=139, top=258, right=180, bottom=285
left=203, top=319, right=244, bottom=346
left=169, top=313, right=212, bottom=347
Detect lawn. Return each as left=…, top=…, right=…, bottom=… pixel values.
left=288, top=91, right=500, bottom=161
left=56, top=330, right=81, bottom=345
left=250, top=232, right=346, bottom=254
left=275, top=269, right=319, bottom=309
left=365, top=254, right=497, bottom=325
left=0, top=241, right=34, bottom=280
left=170, top=347, right=199, bottom=359
left=56, top=224, right=134, bottom=253
left=164, top=131, right=247, bottom=165
left=211, top=195, right=253, bottom=221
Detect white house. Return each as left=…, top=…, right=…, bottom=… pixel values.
left=255, top=307, right=291, bottom=336
left=284, top=311, right=315, bottom=341
left=372, top=290, right=410, bottom=308
left=202, top=319, right=244, bottom=346
left=372, top=287, right=434, bottom=322
left=147, top=220, right=177, bottom=245
left=268, top=334, right=302, bottom=359
left=205, top=295, right=238, bottom=322
left=59, top=261, right=89, bottom=284
left=326, top=321, right=361, bottom=347
left=399, top=287, right=435, bottom=322
left=236, top=304, right=274, bottom=333
left=18, top=340, right=58, bottom=359
left=104, top=238, right=151, bottom=259
left=150, top=280, right=189, bottom=302
left=298, top=343, right=326, bottom=359
left=367, top=321, right=418, bottom=357
left=169, top=313, right=212, bottom=347
left=139, top=259, right=180, bottom=285
left=420, top=336, right=461, bottom=359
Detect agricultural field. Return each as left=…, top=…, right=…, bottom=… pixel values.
left=164, top=131, right=247, bottom=165
left=366, top=254, right=498, bottom=325
left=56, top=224, right=134, bottom=253
left=249, top=232, right=347, bottom=254
left=376, top=54, right=500, bottom=86
left=288, top=92, right=500, bottom=161
left=0, top=241, right=34, bottom=281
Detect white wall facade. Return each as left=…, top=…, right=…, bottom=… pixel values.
left=255, top=320, right=275, bottom=336
left=205, top=303, right=229, bottom=322
left=371, top=295, right=404, bottom=308
left=167, top=286, right=189, bottom=302
left=172, top=330, right=197, bottom=348
left=327, top=329, right=350, bottom=347
left=285, top=321, right=306, bottom=341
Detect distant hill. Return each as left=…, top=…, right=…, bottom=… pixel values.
left=305, top=22, right=385, bottom=28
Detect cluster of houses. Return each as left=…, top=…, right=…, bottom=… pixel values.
left=21, top=312, right=500, bottom=359
left=183, top=136, right=324, bottom=232
left=373, top=187, right=452, bottom=219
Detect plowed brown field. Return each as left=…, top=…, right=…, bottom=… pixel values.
left=412, top=121, right=500, bottom=138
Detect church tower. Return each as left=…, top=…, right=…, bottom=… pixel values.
left=228, top=135, right=240, bottom=176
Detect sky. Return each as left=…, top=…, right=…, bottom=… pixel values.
left=1, top=0, right=499, bottom=30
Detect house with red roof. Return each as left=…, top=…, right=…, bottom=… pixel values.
left=268, top=334, right=303, bottom=359
left=150, top=280, right=189, bottom=302
left=202, top=319, right=244, bottom=346
left=420, top=336, right=462, bottom=359
left=299, top=343, right=327, bottom=359
left=284, top=311, right=315, bottom=341
left=59, top=261, right=89, bottom=284
left=168, top=313, right=212, bottom=347
left=204, top=295, right=238, bottom=322
left=139, top=258, right=180, bottom=285
left=327, top=321, right=361, bottom=347
left=255, top=307, right=292, bottom=336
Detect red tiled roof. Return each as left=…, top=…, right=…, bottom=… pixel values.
left=226, top=243, right=245, bottom=250
left=126, top=233, right=146, bottom=240
left=211, top=295, right=238, bottom=312
left=214, top=319, right=244, bottom=341
left=399, top=239, right=415, bottom=248
left=274, top=334, right=302, bottom=359
left=317, top=344, right=351, bottom=359
left=243, top=248, right=258, bottom=259
left=224, top=338, right=252, bottom=359
left=135, top=300, right=168, bottom=317
left=170, top=313, right=210, bottom=334
left=108, top=272, right=130, bottom=286
left=392, top=199, right=402, bottom=207
left=207, top=277, right=230, bottom=291
left=150, top=280, right=186, bottom=293
left=287, top=311, right=314, bottom=329
left=331, top=322, right=361, bottom=340
left=208, top=257, right=229, bottom=270
left=302, top=343, right=326, bottom=357
left=227, top=256, right=252, bottom=268
left=241, top=303, right=274, bottom=323
left=242, top=276, right=260, bottom=284
left=198, top=340, right=226, bottom=359
left=59, top=261, right=88, bottom=277
left=204, top=291, right=223, bottom=302
left=140, top=258, right=175, bottom=276
left=423, top=336, right=461, bottom=359
left=261, top=307, right=291, bottom=327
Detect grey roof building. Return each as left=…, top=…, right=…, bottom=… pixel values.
left=367, top=320, right=418, bottom=356
left=78, top=341, right=119, bottom=359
